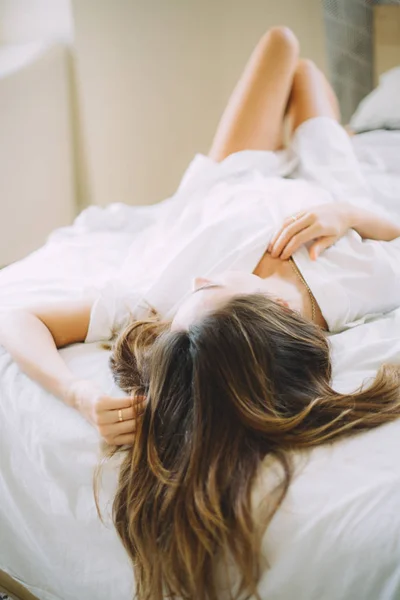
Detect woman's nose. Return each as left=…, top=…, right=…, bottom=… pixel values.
left=193, top=277, right=212, bottom=291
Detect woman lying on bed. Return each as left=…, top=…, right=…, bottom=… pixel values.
left=1, top=26, right=400, bottom=600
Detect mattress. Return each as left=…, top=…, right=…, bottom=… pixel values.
left=1, top=131, right=400, bottom=600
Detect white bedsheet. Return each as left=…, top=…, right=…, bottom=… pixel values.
left=1, top=131, right=400, bottom=600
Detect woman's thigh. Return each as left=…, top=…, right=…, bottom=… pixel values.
left=209, top=26, right=299, bottom=161
left=288, top=59, right=341, bottom=133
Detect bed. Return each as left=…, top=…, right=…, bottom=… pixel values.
left=2, top=7, right=400, bottom=600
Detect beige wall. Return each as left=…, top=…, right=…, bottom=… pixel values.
left=0, top=1, right=75, bottom=264
left=0, top=0, right=72, bottom=43
left=72, top=0, right=327, bottom=207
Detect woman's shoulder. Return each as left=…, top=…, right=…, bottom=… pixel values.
left=85, top=279, right=145, bottom=344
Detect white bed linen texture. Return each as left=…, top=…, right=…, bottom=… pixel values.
left=350, top=67, right=400, bottom=133
left=1, top=124, right=400, bottom=600
left=85, top=118, right=400, bottom=341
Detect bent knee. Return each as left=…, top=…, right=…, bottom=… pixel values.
left=263, top=26, right=300, bottom=56
left=295, top=58, right=319, bottom=78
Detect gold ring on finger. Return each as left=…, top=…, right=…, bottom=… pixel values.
left=290, top=215, right=298, bottom=223
left=118, top=409, right=123, bottom=422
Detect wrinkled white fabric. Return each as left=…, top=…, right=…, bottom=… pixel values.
left=85, top=118, right=400, bottom=340
left=350, top=67, right=400, bottom=132
left=1, top=121, right=400, bottom=600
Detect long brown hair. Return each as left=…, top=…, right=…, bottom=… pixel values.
left=108, top=294, right=400, bottom=600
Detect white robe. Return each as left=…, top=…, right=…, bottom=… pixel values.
left=85, top=117, right=400, bottom=341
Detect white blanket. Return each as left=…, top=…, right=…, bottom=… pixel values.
left=1, top=131, right=400, bottom=600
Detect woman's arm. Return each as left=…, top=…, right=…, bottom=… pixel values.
left=269, top=203, right=400, bottom=260
left=0, top=300, right=92, bottom=401
left=348, top=205, right=400, bottom=242
left=0, top=301, right=143, bottom=445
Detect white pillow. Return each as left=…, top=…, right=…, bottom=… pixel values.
left=349, top=67, right=400, bottom=132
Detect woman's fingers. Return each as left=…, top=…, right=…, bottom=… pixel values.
left=100, top=418, right=138, bottom=437
left=99, top=394, right=145, bottom=411
left=112, top=433, right=136, bottom=446
left=309, top=235, right=337, bottom=260
left=278, top=223, right=320, bottom=260
left=269, top=213, right=312, bottom=258
left=98, top=395, right=135, bottom=411
left=98, top=397, right=146, bottom=425
left=269, top=214, right=307, bottom=253
left=82, top=388, right=147, bottom=445
left=110, top=398, right=146, bottom=423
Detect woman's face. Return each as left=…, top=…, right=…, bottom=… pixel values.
left=172, top=271, right=292, bottom=331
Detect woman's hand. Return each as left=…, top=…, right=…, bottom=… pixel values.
left=268, top=203, right=352, bottom=261
left=65, top=379, right=146, bottom=445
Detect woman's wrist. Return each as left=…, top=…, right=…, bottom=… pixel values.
left=61, top=378, right=105, bottom=426
left=59, top=377, right=87, bottom=410
left=345, top=204, right=400, bottom=241
left=339, top=202, right=356, bottom=231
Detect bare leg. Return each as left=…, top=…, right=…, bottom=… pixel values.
left=287, top=59, right=341, bottom=133
left=208, top=27, right=299, bottom=161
